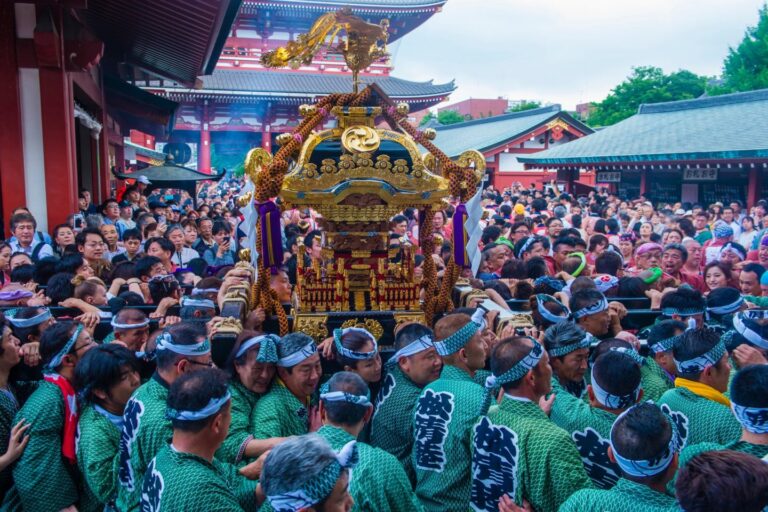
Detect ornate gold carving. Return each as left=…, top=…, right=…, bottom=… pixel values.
left=260, top=9, right=389, bottom=93
left=299, top=104, right=318, bottom=117
left=236, top=191, right=252, bottom=208
left=393, top=313, right=425, bottom=328
left=456, top=149, right=486, bottom=186
left=211, top=317, right=243, bottom=335
left=341, top=318, right=384, bottom=341
left=546, top=118, right=570, bottom=131
left=244, top=148, right=273, bottom=184
left=396, top=102, right=409, bottom=115
left=238, top=248, right=251, bottom=262
left=276, top=133, right=293, bottom=146
left=495, top=314, right=535, bottom=337
left=295, top=315, right=329, bottom=342
left=341, top=125, right=381, bottom=153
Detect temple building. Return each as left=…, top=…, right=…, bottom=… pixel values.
left=431, top=105, right=595, bottom=190
left=136, top=0, right=455, bottom=174
left=0, top=0, right=240, bottom=234
left=519, top=89, right=768, bottom=206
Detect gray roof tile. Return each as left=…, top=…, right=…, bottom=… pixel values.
left=519, top=89, right=768, bottom=165
left=432, top=105, right=592, bottom=158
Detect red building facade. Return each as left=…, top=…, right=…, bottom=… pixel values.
left=438, top=97, right=509, bottom=120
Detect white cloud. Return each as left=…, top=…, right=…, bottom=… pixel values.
left=390, top=0, right=766, bottom=109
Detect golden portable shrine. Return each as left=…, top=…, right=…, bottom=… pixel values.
left=214, top=9, right=530, bottom=352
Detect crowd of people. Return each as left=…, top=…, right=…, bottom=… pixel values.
left=1, top=176, right=768, bottom=511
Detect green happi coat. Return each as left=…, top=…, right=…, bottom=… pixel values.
left=680, top=439, right=768, bottom=468
left=249, top=378, right=309, bottom=439
left=549, top=381, right=622, bottom=489
left=370, top=365, right=423, bottom=483
left=116, top=374, right=172, bottom=512
left=412, top=365, right=484, bottom=512
left=140, top=445, right=257, bottom=512
left=2, top=381, right=79, bottom=512
left=217, top=380, right=261, bottom=464
left=317, top=425, right=423, bottom=512
left=641, top=357, right=673, bottom=402
left=657, top=386, right=741, bottom=449
left=559, top=477, right=678, bottom=512
left=77, top=404, right=121, bottom=512
left=0, top=387, right=19, bottom=502
left=470, top=395, right=592, bottom=512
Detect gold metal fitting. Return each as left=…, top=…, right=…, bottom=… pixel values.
left=396, top=102, right=410, bottom=115
left=299, top=104, right=318, bottom=117
left=422, top=128, right=437, bottom=140
left=276, top=133, right=293, bottom=146
left=236, top=192, right=252, bottom=208
left=238, top=248, right=251, bottom=262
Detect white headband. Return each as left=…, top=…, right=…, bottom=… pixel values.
left=277, top=341, right=317, bottom=367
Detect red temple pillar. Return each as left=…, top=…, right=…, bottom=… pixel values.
left=0, top=2, right=26, bottom=233
left=261, top=105, right=272, bottom=153
left=198, top=102, right=211, bottom=174
left=748, top=166, right=761, bottom=208
left=639, top=171, right=648, bottom=197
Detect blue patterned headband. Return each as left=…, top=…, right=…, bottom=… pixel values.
left=591, top=366, right=641, bottom=410
left=387, top=334, right=434, bottom=367
left=732, top=311, right=768, bottom=350
left=277, top=341, right=317, bottom=367
left=516, top=236, right=536, bottom=258
left=609, top=346, right=645, bottom=366
left=320, top=390, right=372, bottom=408
left=731, top=403, right=768, bottom=434
left=434, top=309, right=485, bottom=356
left=45, top=324, right=83, bottom=371
left=572, top=297, right=608, bottom=319
left=649, top=334, right=682, bottom=354
left=181, top=296, right=216, bottom=309
left=6, top=308, right=52, bottom=328
left=534, top=276, right=565, bottom=292
left=333, top=328, right=378, bottom=360
left=707, top=296, right=744, bottom=316
left=673, top=341, right=726, bottom=374
left=110, top=317, right=149, bottom=330
left=236, top=334, right=279, bottom=363
left=481, top=338, right=543, bottom=414
left=609, top=405, right=676, bottom=478
left=155, top=332, right=210, bottom=357
left=661, top=307, right=704, bottom=317
left=267, top=440, right=359, bottom=512
left=166, top=391, right=231, bottom=421
left=594, top=275, right=619, bottom=293
left=535, top=294, right=570, bottom=324
left=548, top=332, right=596, bottom=357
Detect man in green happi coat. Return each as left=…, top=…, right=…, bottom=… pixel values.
left=260, top=434, right=356, bottom=511
left=679, top=364, right=768, bottom=467
left=550, top=347, right=644, bottom=490
left=560, top=402, right=680, bottom=512
left=219, top=332, right=284, bottom=464
left=657, top=327, right=740, bottom=449
left=141, top=369, right=261, bottom=511
left=412, top=310, right=489, bottom=511
left=2, top=321, right=97, bottom=512
left=470, top=335, right=591, bottom=512
left=116, top=322, right=214, bottom=511
left=542, top=321, right=591, bottom=399
left=317, top=371, right=422, bottom=511
left=249, top=332, right=322, bottom=439
left=75, top=344, right=141, bottom=512
left=370, top=323, right=441, bottom=483
left=642, top=320, right=685, bottom=402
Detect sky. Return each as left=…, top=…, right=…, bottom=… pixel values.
left=389, top=0, right=767, bottom=110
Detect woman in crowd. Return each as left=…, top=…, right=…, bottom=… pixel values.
left=739, top=216, right=758, bottom=248
left=51, top=225, right=75, bottom=258
left=0, top=245, right=10, bottom=289
left=704, top=261, right=736, bottom=293
left=145, top=237, right=177, bottom=273
left=164, top=225, right=199, bottom=268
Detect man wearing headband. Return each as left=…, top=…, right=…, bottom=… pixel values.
left=249, top=332, right=321, bottom=440
left=218, top=331, right=282, bottom=464
left=560, top=403, right=679, bottom=511
left=260, top=434, right=356, bottom=512
left=719, top=241, right=747, bottom=266
left=550, top=349, right=644, bottom=490
left=140, top=369, right=259, bottom=511
left=512, top=236, right=547, bottom=262
left=117, top=322, right=213, bottom=510
left=657, top=328, right=740, bottom=448
left=412, top=311, right=488, bottom=511
left=318, top=372, right=420, bottom=511
left=702, top=222, right=734, bottom=267
left=706, top=287, right=746, bottom=336
left=570, top=289, right=617, bottom=339
left=659, top=286, right=706, bottom=330
left=110, top=308, right=150, bottom=352
left=5, top=322, right=96, bottom=511
left=661, top=243, right=705, bottom=293
left=543, top=321, right=592, bottom=399
left=677, top=364, right=768, bottom=474
left=470, top=336, right=590, bottom=512
left=643, top=320, right=686, bottom=401
left=371, top=323, right=441, bottom=483
left=179, top=293, right=217, bottom=321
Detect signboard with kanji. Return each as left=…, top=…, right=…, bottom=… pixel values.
left=682, top=168, right=718, bottom=181
left=596, top=171, right=621, bottom=183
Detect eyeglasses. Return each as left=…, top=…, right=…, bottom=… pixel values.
left=514, top=230, right=529, bottom=235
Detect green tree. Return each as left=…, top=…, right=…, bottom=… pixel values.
left=419, top=111, right=436, bottom=126
left=508, top=100, right=541, bottom=113
left=437, top=110, right=468, bottom=125
left=719, top=5, right=768, bottom=93
left=589, top=66, right=707, bottom=126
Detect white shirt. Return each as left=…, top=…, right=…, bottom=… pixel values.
left=9, top=240, right=53, bottom=260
